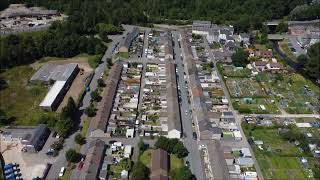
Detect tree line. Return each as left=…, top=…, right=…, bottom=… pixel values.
left=0, top=21, right=106, bottom=68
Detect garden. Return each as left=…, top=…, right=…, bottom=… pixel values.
left=242, top=123, right=315, bottom=179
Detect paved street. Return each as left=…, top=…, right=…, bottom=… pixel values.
left=172, top=31, right=205, bottom=180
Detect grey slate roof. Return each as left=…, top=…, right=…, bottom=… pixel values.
left=166, top=62, right=181, bottom=133
left=120, top=27, right=139, bottom=49
left=79, top=140, right=105, bottom=180
left=91, top=62, right=123, bottom=132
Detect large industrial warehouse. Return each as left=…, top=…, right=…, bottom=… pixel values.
left=30, top=63, right=79, bottom=111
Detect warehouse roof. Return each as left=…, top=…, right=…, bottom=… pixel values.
left=30, top=63, right=78, bottom=82
left=39, top=81, right=66, bottom=108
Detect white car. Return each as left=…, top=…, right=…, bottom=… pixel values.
left=59, top=167, right=66, bottom=177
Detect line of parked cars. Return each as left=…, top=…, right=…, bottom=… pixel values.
left=4, top=163, right=22, bottom=180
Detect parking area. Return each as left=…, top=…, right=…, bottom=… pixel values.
left=1, top=132, right=60, bottom=180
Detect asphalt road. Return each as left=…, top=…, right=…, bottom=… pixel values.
left=172, top=31, right=205, bottom=180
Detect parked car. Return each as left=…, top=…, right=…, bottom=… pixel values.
left=77, top=161, right=84, bottom=171
left=59, top=167, right=65, bottom=177
left=192, top=132, right=197, bottom=140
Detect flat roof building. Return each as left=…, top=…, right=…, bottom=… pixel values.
left=21, top=124, right=50, bottom=152
left=31, top=63, right=79, bottom=111
left=39, top=81, right=66, bottom=111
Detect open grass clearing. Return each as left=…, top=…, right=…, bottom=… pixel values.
left=222, top=65, right=251, bottom=77
left=139, top=149, right=151, bottom=167
left=233, top=98, right=280, bottom=114
left=170, top=154, right=183, bottom=171
left=0, top=66, right=48, bottom=125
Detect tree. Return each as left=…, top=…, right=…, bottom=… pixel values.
left=173, top=142, right=189, bottom=158
left=74, top=133, right=86, bottom=145
left=85, top=103, right=96, bottom=117
left=61, top=97, right=77, bottom=120
left=91, top=89, right=102, bottom=102
left=276, top=21, right=288, bottom=33
left=231, top=48, right=249, bottom=67
left=297, top=54, right=308, bottom=67
left=138, top=138, right=147, bottom=154
left=154, top=136, right=189, bottom=158
left=172, top=167, right=195, bottom=180
left=51, top=139, right=64, bottom=151
left=131, top=161, right=150, bottom=180
left=97, top=78, right=106, bottom=87
left=65, top=149, right=79, bottom=162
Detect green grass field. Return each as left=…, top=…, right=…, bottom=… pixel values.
left=0, top=66, right=48, bottom=125
left=140, top=149, right=151, bottom=167
left=170, top=154, right=183, bottom=171
left=242, top=124, right=310, bottom=180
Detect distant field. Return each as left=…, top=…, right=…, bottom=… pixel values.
left=0, top=66, right=48, bottom=125
left=262, top=73, right=320, bottom=114
left=242, top=124, right=310, bottom=180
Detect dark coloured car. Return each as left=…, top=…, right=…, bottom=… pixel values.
left=192, top=132, right=197, bottom=140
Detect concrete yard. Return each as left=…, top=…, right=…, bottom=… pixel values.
left=1, top=141, right=47, bottom=180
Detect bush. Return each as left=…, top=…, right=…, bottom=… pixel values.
left=74, top=133, right=86, bottom=145
left=155, top=136, right=189, bottom=158
left=97, top=78, right=106, bottom=87
left=65, top=149, right=79, bottom=162
left=131, top=161, right=150, bottom=180
left=51, top=138, right=64, bottom=151
left=91, top=89, right=102, bottom=102
left=85, top=104, right=96, bottom=117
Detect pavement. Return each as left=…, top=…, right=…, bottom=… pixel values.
left=172, top=31, right=205, bottom=180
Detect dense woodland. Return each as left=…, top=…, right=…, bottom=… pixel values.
left=0, top=0, right=319, bottom=70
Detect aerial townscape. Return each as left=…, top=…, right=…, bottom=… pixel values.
left=0, top=0, right=320, bottom=180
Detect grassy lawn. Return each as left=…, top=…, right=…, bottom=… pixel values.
left=0, top=66, right=48, bottom=125
left=81, top=117, right=91, bottom=136
left=139, top=149, right=151, bottom=167
left=222, top=65, right=251, bottom=77
left=110, top=164, right=123, bottom=179
left=170, top=154, right=183, bottom=171
left=223, top=131, right=234, bottom=139
left=114, top=52, right=129, bottom=60
left=233, top=98, right=280, bottom=114
left=242, top=123, right=311, bottom=180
